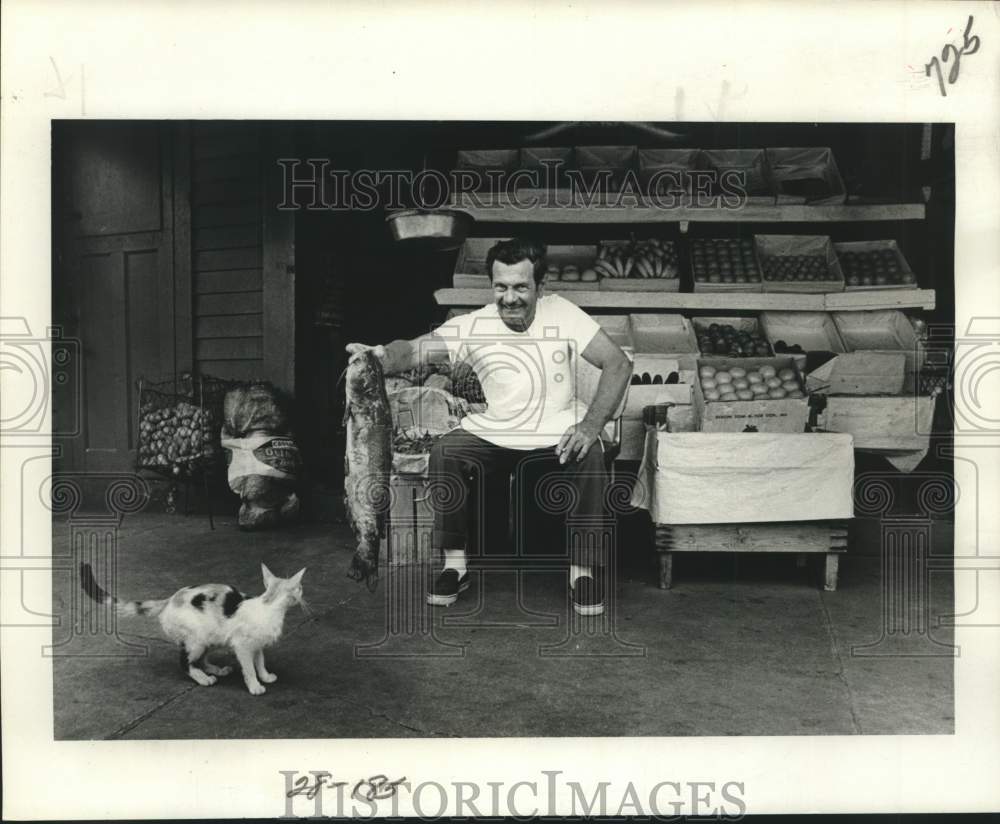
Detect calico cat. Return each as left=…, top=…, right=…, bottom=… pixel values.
left=79, top=562, right=307, bottom=695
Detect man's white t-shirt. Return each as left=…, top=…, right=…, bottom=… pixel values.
left=436, top=294, right=601, bottom=450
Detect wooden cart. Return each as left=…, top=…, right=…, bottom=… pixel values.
left=654, top=520, right=849, bottom=591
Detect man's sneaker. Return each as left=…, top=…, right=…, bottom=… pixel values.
left=426, top=569, right=470, bottom=607
left=571, top=574, right=605, bottom=616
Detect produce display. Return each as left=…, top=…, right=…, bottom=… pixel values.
left=697, top=323, right=772, bottom=357
left=760, top=253, right=832, bottom=283
left=698, top=363, right=806, bottom=402
left=595, top=239, right=679, bottom=280
left=138, top=400, right=217, bottom=475
left=839, top=248, right=916, bottom=287
left=547, top=263, right=599, bottom=283
left=691, top=238, right=761, bottom=285
left=630, top=370, right=680, bottom=386
left=393, top=429, right=437, bottom=454
left=222, top=383, right=301, bottom=530
left=771, top=340, right=806, bottom=355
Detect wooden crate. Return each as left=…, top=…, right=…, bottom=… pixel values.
left=654, top=520, right=849, bottom=591
left=381, top=474, right=434, bottom=566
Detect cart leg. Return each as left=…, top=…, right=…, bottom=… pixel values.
left=824, top=552, right=839, bottom=592
left=658, top=552, right=673, bottom=590
left=205, top=471, right=215, bottom=531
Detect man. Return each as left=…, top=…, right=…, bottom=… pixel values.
left=346, top=237, right=632, bottom=615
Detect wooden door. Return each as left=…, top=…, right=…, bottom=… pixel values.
left=53, top=122, right=191, bottom=473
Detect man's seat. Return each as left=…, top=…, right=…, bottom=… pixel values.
left=502, top=350, right=631, bottom=552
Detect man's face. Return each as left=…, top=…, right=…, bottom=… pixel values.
left=491, top=258, right=542, bottom=331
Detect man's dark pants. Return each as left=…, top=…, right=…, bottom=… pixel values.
left=428, top=428, right=611, bottom=568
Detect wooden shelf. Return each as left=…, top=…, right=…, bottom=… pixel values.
left=448, top=193, right=925, bottom=225
left=434, top=288, right=936, bottom=312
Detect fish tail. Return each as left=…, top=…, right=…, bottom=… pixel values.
left=347, top=546, right=379, bottom=592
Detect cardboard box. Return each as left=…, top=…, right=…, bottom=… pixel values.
left=756, top=234, right=846, bottom=293
left=760, top=311, right=846, bottom=353
left=598, top=240, right=681, bottom=291
left=630, top=431, right=855, bottom=524
left=816, top=395, right=937, bottom=455
left=638, top=148, right=700, bottom=196
left=831, top=310, right=926, bottom=371
left=624, top=356, right=690, bottom=419
left=693, top=356, right=809, bottom=433
left=689, top=237, right=765, bottom=293
left=766, top=147, right=847, bottom=205
left=520, top=146, right=573, bottom=189
left=692, top=316, right=774, bottom=357
left=805, top=351, right=906, bottom=396
left=574, top=145, right=637, bottom=189
left=595, top=315, right=635, bottom=349
left=629, top=313, right=699, bottom=356
left=834, top=239, right=917, bottom=290
left=698, top=148, right=776, bottom=205
left=455, top=149, right=520, bottom=192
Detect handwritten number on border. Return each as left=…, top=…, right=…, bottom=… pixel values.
left=925, top=16, right=980, bottom=97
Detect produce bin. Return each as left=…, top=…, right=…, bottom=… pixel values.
left=831, top=310, right=926, bottom=371
left=629, top=313, right=699, bottom=358
left=689, top=236, right=764, bottom=293
left=815, top=394, right=938, bottom=456
left=834, top=239, right=917, bottom=290
left=697, top=148, right=776, bottom=206
left=692, top=356, right=809, bottom=433
left=454, top=149, right=520, bottom=192
left=621, top=356, right=696, bottom=460
left=520, top=146, right=573, bottom=189
left=692, top=316, right=774, bottom=358
left=574, top=145, right=637, bottom=190
left=595, top=314, right=635, bottom=350
left=598, top=238, right=681, bottom=291
left=766, top=147, right=847, bottom=205
left=755, top=234, right=845, bottom=293
left=136, top=373, right=235, bottom=479
left=804, top=351, right=906, bottom=396
left=638, top=148, right=700, bottom=198
left=544, top=243, right=601, bottom=291
left=760, top=311, right=846, bottom=353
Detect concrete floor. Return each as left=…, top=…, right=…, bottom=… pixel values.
left=52, top=511, right=954, bottom=739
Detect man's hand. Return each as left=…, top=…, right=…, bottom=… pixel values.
left=345, top=342, right=386, bottom=365
left=555, top=422, right=603, bottom=465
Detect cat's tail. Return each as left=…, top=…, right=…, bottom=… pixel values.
left=79, top=563, right=169, bottom=618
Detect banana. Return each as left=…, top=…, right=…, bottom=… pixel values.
left=594, top=259, right=618, bottom=279
left=622, top=256, right=635, bottom=278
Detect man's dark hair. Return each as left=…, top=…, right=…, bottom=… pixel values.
left=485, top=237, right=548, bottom=285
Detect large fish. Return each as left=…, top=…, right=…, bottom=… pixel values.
left=343, top=350, right=393, bottom=590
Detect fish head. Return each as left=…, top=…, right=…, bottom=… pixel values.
left=346, top=350, right=387, bottom=404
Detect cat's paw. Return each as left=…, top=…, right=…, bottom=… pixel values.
left=260, top=671, right=278, bottom=684
left=196, top=674, right=217, bottom=687
left=247, top=682, right=267, bottom=696
left=206, top=664, right=232, bottom=677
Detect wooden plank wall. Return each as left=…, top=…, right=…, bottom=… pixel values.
left=191, top=123, right=265, bottom=382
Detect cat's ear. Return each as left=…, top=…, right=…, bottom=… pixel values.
left=261, top=563, right=277, bottom=588
left=290, top=567, right=306, bottom=586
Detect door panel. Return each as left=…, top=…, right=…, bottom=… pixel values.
left=54, top=122, right=188, bottom=473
